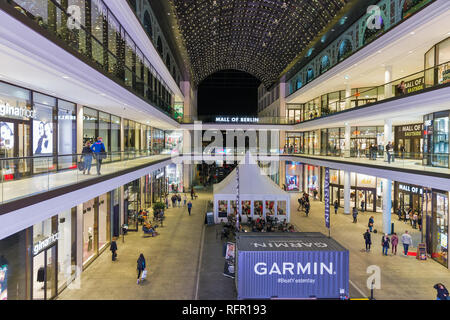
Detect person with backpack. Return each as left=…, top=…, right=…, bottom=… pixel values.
left=136, top=253, right=146, bottom=284
left=363, top=229, right=371, bottom=252
left=352, top=207, right=358, bottom=223
left=334, top=200, right=339, bottom=214
left=91, top=137, right=106, bottom=175
left=381, top=234, right=390, bottom=256
left=110, top=238, right=118, bottom=261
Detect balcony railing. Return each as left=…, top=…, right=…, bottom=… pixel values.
left=0, top=150, right=176, bottom=205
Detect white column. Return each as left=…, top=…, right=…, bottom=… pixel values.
left=120, top=117, right=124, bottom=153
left=119, top=185, right=124, bottom=227
left=344, top=123, right=351, bottom=158
left=345, top=83, right=351, bottom=110
left=344, top=171, right=351, bottom=215
left=382, top=179, right=392, bottom=234
left=76, top=105, right=83, bottom=154
left=76, top=204, right=83, bottom=270
left=384, top=65, right=393, bottom=99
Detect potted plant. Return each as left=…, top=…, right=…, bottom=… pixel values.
left=152, top=202, right=165, bottom=215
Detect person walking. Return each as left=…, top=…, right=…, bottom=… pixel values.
left=352, top=207, right=358, bottom=223
left=187, top=201, right=192, bottom=216
left=368, top=216, right=374, bottom=232
left=183, top=193, right=187, bottom=207
left=304, top=201, right=310, bottom=217
left=190, top=186, right=195, bottom=200
left=434, top=283, right=449, bottom=300
left=297, top=197, right=303, bottom=211
left=110, top=238, right=118, bottom=261
left=412, top=212, right=418, bottom=229
left=361, top=199, right=365, bottom=212
left=381, top=234, right=390, bottom=256
left=385, top=141, right=394, bottom=164
left=136, top=253, right=146, bottom=284
left=177, top=194, right=182, bottom=207
left=417, top=214, right=423, bottom=231
left=391, top=233, right=399, bottom=255
left=363, top=229, right=372, bottom=252
left=401, top=230, right=413, bottom=256
left=165, top=196, right=169, bottom=209
left=91, top=137, right=106, bottom=175
left=81, top=141, right=93, bottom=175
left=397, top=208, right=403, bottom=221
left=334, top=200, right=339, bottom=214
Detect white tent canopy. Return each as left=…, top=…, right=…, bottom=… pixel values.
left=213, top=152, right=290, bottom=224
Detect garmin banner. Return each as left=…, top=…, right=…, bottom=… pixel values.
left=324, top=167, right=330, bottom=229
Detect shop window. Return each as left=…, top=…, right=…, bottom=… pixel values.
left=306, top=68, right=314, bottom=83
left=254, top=201, right=263, bottom=217
left=265, top=200, right=275, bottom=216
left=432, top=192, right=448, bottom=266
left=57, top=100, right=76, bottom=170
left=295, top=78, right=302, bottom=90
left=241, top=201, right=251, bottom=217
left=83, top=199, right=97, bottom=265
left=277, top=201, right=287, bottom=218
left=157, top=36, right=163, bottom=56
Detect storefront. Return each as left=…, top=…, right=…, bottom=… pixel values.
left=153, top=128, right=165, bottom=154
left=394, top=182, right=426, bottom=213
left=123, top=180, right=141, bottom=231
left=165, top=130, right=183, bottom=154
left=304, top=164, right=320, bottom=198
left=423, top=111, right=449, bottom=168
left=329, top=170, right=382, bottom=212
left=0, top=209, right=77, bottom=300
left=285, top=131, right=319, bottom=155
left=82, top=193, right=111, bottom=267
left=167, top=163, right=183, bottom=193
left=429, top=190, right=448, bottom=267
left=285, top=161, right=303, bottom=192
left=350, top=126, right=384, bottom=157
left=320, top=128, right=345, bottom=156
left=152, top=168, right=166, bottom=203
left=0, top=81, right=77, bottom=178
left=394, top=123, right=423, bottom=159
left=425, top=37, right=450, bottom=87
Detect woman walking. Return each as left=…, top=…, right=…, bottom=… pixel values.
left=81, top=141, right=93, bottom=175
left=137, top=253, right=146, bottom=284
left=391, top=233, right=399, bottom=255
left=381, top=234, right=390, bottom=256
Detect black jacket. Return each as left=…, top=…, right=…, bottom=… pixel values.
left=364, top=232, right=371, bottom=243
left=434, top=284, right=449, bottom=300
left=82, top=146, right=93, bottom=155
left=110, top=241, right=117, bottom=252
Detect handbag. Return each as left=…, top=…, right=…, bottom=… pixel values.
left=141, top=269, right=147, bottom=280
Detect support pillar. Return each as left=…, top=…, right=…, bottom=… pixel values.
left=76, top=105, right=84, bottom=154
left=344, top=171, right=351, bottom=215
left=344, top=123, right=351, bottom=158
left=345, top=83, right=351, bottom=110
left=384, top=119, right=393, bottom=161
left=382, top=178, right=392, bottom=234
left=384, top=65, right=393, bottom=99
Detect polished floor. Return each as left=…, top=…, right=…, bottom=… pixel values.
left=58, top=191, right=207, bottom=300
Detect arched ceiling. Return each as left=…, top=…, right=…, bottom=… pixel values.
left=171, top=0, right=349, bottom=88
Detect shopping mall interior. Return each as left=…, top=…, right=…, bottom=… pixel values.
left=0, top=0, right=449, bottom=302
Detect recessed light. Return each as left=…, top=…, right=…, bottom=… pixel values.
left=409, top=50, right=414, bottom=54
left=377, top=50, right=382, bottom=53
left=62, top=75, right=69, bottom=79
left=100, top=93, right=106, bottom=96
left=410, top=32, right=415, bottom=35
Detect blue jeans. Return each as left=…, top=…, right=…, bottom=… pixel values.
left=382, top=246, right=388, bottom=255
left=83, top=155, right=92, bottom=173
left=387, top=152, right=394, bottom=163
left=403, top=244, right=409, bottom=255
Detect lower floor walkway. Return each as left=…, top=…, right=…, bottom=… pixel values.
left=58, top=191, right=208, bottom=300
left=288, top=194, right=449, bottom=300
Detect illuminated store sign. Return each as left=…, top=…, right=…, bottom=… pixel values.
left=399, top=124, right=423, bottom=137
left=0, top=102, right=36, bottom=119
left=215, top=116, right=259, bottom=123
left=33, top=232, right=60, bottom=256
left=404, top=77, right=424, bottom=94
left=398, top=183, right=423, bottom=195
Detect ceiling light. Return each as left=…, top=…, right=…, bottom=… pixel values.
left=344, top=75, right=350, bottom=80
left=62, top=75, right=69, bottom=79
left=409, top=50, right=414, bottom=54
left=410, top=32, right=415, bottom=35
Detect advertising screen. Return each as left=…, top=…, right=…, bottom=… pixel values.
left=33, top=120, right=53, bottom=154
left=0, top=264, right=7, bottom=300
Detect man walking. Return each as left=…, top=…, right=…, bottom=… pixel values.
left=91, top=137, right=106, bottom=175
left=401, top=230, right=413, bottom=256
left=110, top=238, right=118, bottom=261
left=385, top=141, right=394, bottom=164
left=352, top=207, right=358, bottom=223
left=334, top=200, right=339, bottom=214
left=363, top=229, right=371, bottom=252
left=304, top=201, right=310, bottom=217
left=187, top=201, right=192, bottom=216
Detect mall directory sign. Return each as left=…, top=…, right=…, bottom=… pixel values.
left=236, top=233, right=349, bottom=300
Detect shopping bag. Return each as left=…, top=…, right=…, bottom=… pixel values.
left=77, top=161, right=85, bottom=171
left=141, top=269, right=148, bottom=280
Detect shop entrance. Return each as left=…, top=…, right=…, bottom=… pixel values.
left=32, top=245, right=57, bottom=300
left=350, top=138, right=376, bottom=157
left=351, top=188, right=376, bottom=212
left=0, top=120, right=32, bottom=179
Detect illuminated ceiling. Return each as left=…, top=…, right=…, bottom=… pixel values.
left=171, top=0, right=349, bottom=88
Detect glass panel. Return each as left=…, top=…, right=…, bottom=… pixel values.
left=83, top=107, right=98, bottom=145
left=83, top=198, right=96, bottom=264
left=254, top=201, right=263, bottom=217
left=265, top=200, right=275, bottom=216
left=241, top=200, right=251, bottom=217
left=218, top=200, right=228, bottom=218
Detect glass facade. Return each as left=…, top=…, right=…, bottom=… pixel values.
left=10, top=0, right=176, bottom=117
left=424, top=111, right=450, bottom=168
